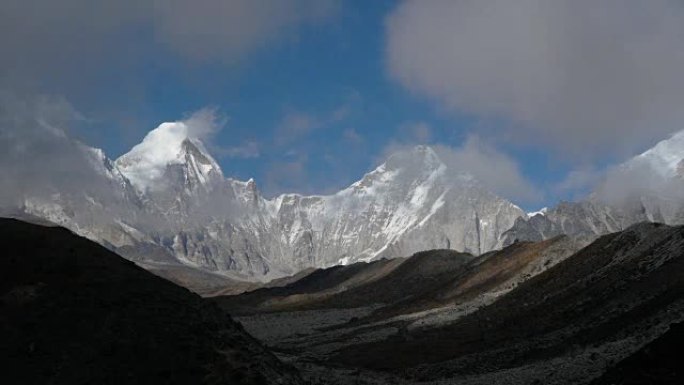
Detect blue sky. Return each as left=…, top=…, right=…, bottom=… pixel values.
left=4, top=0, right=684, bottom=211
left=80, top=0, right=488, bottom=197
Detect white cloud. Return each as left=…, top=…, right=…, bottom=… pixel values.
left=181, top=108, right=223, bottom=140
left=0, top=91, right=116, bottom=205
left=381, top=134, right=541, bottom=204
left=553, top=167, right=603, bottom=199
left=386, top=0, right=684, bottom=158
left=594, top=158, right=684, bottom=207
left=0, top=0, right=340, bottom=84
left=434, top=137, right=542, bottom=204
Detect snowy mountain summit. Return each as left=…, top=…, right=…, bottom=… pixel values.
left=7, top=119, right=531, bottom=281
left=116, top=122, right=223, bottom=193
left=11, top=116, right=684, bottom=281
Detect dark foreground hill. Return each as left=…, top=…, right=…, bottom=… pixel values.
left=0, top=218, right=303, bottom=385
left=222, top=223, right=684, bottom=384
left=592, top=320, right=684, bottom=385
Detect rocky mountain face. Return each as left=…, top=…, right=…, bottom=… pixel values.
left=504, top=130, right=684, bottom=245
left=9, top=114, right=684, bottom=283
left=6, top=119, right=525, bottom=281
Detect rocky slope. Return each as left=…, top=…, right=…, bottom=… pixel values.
left=7, top=117, right=526, bottom=282
left=333, top=223, right=684, bottom=381
left=8, top=113, right=684, bottom=285
left=223, top=223, right=684, bottom=384
left=0, top=218, right=303, bottom=385
left=592, top=320, right=684, bottom=385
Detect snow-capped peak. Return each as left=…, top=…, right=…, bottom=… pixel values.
left=115, top=121, right=222, bottom=192
left=628, top=129, right=684, bottom=178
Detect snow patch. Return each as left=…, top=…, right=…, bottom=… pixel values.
left=527, top=207, right=548, bottom=218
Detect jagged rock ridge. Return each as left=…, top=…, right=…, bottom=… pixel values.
left=9, top=119, right=525, bottom=281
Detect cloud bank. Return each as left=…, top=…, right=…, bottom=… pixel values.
left=433, top=137, right=542, bottom=204
left=386, top=0, right=684, bottom=158
left=0, top=0, right=340, bottom=86
left=153, top=0, right=339, bottom=63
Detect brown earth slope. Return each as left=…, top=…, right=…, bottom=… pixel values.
left=218, top=250, right=476, bottom=315
left=0, top=218, right=303, bottom=385
left=219, top=236, right=581, bottom=326
left=333, top=223, right=684, bottom=380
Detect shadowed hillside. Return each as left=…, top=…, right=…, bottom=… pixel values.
left=0, top=218, right=303, bottom=385
left=592, top=321, right=684, bottom=385
left=217, top=250, right=477, bottom=315
left=334, top=223, right=684, bottom=381
left=218, top=236, right=582, bottom=325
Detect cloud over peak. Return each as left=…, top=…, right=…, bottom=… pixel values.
left=386, top=0, right=684, bottom=158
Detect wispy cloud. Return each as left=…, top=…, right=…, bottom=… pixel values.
left=342, top=127, right=364, bottom=145
left=399, top=121, right=432, bottom=144
left=219, top=141, right=261, bottom=159
left=275, top=112, right=321, bottom=146
left=381, top=133, right=542, bottom=205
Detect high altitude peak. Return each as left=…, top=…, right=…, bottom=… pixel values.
left=115, top=121, right=222, bottom=192
left=629, top=129, right=684, bottom=177
left=384, top=144, right=443, bottom=171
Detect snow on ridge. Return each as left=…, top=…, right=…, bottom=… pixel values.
left=527, top=207, right=548, bottom=218
left=115, top=121, right=220, bottom=192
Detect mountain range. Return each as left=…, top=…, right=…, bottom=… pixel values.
left=6, top=117, right=684, bottom=287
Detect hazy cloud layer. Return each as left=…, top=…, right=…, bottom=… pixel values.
left=0, top=0, right=339, bottom=86
left=399, top=121, right=433, bottom=144
left=433, top=137, right=542, bottom=204
left=386, top=0, right=684, bottom=158
left=153, top=0, right=340, bottom=63
left=553, top=167, right=603, bottom=199
left=382, top=135, right=541, bottom=205
left=219, top=141, right=261, bottom=159
left=0, top=91, right=115, bottom=207
left=594, top=160, right=684, bottom=207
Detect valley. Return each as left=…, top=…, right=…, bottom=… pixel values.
left=4, top=2, right=684, bottom=383
left=216, top=222, right=684, bottom=384
left=2, top=216, right=683, bottom=384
